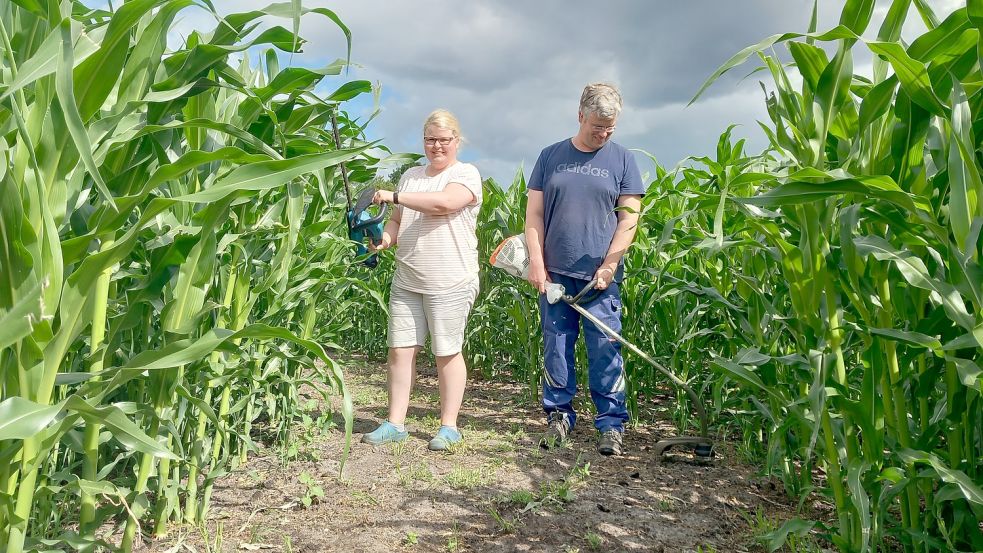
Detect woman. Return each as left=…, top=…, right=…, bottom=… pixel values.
left=362, top=109, right=482, bottom=451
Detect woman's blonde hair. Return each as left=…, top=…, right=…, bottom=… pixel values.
left=423, top=109, right=464, bottom=144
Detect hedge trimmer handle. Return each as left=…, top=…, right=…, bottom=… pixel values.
left=347, top=187, right=388, bottom=268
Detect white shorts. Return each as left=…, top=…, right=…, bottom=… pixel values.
left=387, top=279, right=480, bottom=356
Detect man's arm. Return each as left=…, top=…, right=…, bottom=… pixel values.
left=594, top=194, right=642, bottom=290
left=524, top=189, right=549, bottom=293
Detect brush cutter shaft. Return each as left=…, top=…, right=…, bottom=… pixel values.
left=489, top=234, right=711, bottom=442
left=565, top=288, right=708, bottom=439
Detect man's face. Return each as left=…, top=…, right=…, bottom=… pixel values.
left=577, top=111, right=617, bottom=151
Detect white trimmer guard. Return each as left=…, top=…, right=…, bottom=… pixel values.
left=490, top=235, right=565, bottom=304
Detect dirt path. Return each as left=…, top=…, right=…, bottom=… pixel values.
left=144, top=355, right=795, bottom=553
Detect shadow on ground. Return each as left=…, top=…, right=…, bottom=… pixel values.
left=141, top=354, right=799, bottom=553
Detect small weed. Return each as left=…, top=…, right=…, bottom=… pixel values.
left=420, top=414, right=441, bottom=433
left=507, top=489, right=536, bottom=506
left=506, top=424, right=528, bottom=442
left=658, top=497, right=677, bottom=512
left=405, top=531, right=419, bottom=546
left=493, top=460, right=591, bottom=515
left=487, top=505, right=517, bottom=533
left=298, top=471, right=324, bottom=507
left=397, top=462, right=435, bottom=487
left=539, top=434, right=565, bottom=450
left=584, top=530, right=602, bottom=550
left=485, top=455, right=507, bottom=468
left=444, top=465, right=491, bottom=490
left=488, top=438, right=517, bottom=454
left=353, top=387, right=387, bottom=407
left=539, top=458, right=590, bottom=505
left=389, top=439, right=408, bottom=456
left=494, top=488, right=542, bottom=514
left=540, top=478, right=576, bottom=504
left=695, top=545, right=718, bottom=553
left=277, top=402, right=326, bottom=465
left=244, top=520, right=275, bottom=544
left=411, top=390, right=439, bottom=404
left=349, top=489, right=379, bottom=507
left=573, top=461, right=591, bottom=480
left=741, top=509, right=824, bottom=552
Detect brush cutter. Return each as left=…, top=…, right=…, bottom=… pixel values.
left=490, top=234, right=714, bottom=459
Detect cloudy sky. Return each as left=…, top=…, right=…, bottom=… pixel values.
left=162, top=0, right=962, bottom=185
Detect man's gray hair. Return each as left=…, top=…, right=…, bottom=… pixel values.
left=579, top=83, right=623, bottom=119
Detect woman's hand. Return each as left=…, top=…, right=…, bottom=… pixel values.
left=368, top=232, right=393, bottom=252
left=373, top=189, right=395, bottom=205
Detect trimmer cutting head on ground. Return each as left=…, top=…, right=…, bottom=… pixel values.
left=490, top=235, right=714, bottom=460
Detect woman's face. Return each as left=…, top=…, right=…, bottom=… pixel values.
left=423, top=125, right=459, bottom=169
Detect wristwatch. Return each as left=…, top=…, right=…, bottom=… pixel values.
left=393, top=191, right=400, bottom=205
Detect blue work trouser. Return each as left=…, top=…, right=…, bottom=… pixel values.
left=540, top=272, right=628, bottom=432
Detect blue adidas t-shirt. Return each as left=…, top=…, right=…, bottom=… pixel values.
left=528, top=139, right=644, bottom=281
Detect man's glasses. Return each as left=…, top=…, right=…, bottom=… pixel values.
left=424, top=136, right=456, bottom=146
left=591, top=125, right=616, bottom=133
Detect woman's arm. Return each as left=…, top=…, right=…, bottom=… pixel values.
left=374, top=183, right=475, bottom=216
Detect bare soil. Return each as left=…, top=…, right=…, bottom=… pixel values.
left=141, top=355, right=799, bottom=553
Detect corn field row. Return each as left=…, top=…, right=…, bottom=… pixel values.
left=1, top=0, right=982, bottom=552
left=350, top=1, right=983, bottom=550
left=0, top=1, right=418, bottom=551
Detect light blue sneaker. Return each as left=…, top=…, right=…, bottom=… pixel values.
left=361, top=421, right=409, bottom=445
left=428, top=425, right=462, bottom=451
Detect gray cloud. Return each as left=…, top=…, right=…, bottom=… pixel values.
left=180, top=0, right=959, bottom=184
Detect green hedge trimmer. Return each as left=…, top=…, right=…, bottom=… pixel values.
left=332, top=112, right=386, bottom=268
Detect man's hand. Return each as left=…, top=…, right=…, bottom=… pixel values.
left=593, top=264, right=616, bottom=290
left=528, top=260, right=549, bottom=294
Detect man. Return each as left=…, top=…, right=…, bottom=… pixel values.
left=524, top=82, right=644, bottom=456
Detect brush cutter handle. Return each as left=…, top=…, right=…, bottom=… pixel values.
left=562, top=279, right=602, bottom=305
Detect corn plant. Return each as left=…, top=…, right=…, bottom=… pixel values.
left=0, top=1, right=399, bottom=550
left=683, top=0, right=983, bottom=550
left=467, top=169, right=543, bottom=388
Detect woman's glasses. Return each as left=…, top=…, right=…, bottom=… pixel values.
left=424, top=136, right=456, bottom=146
